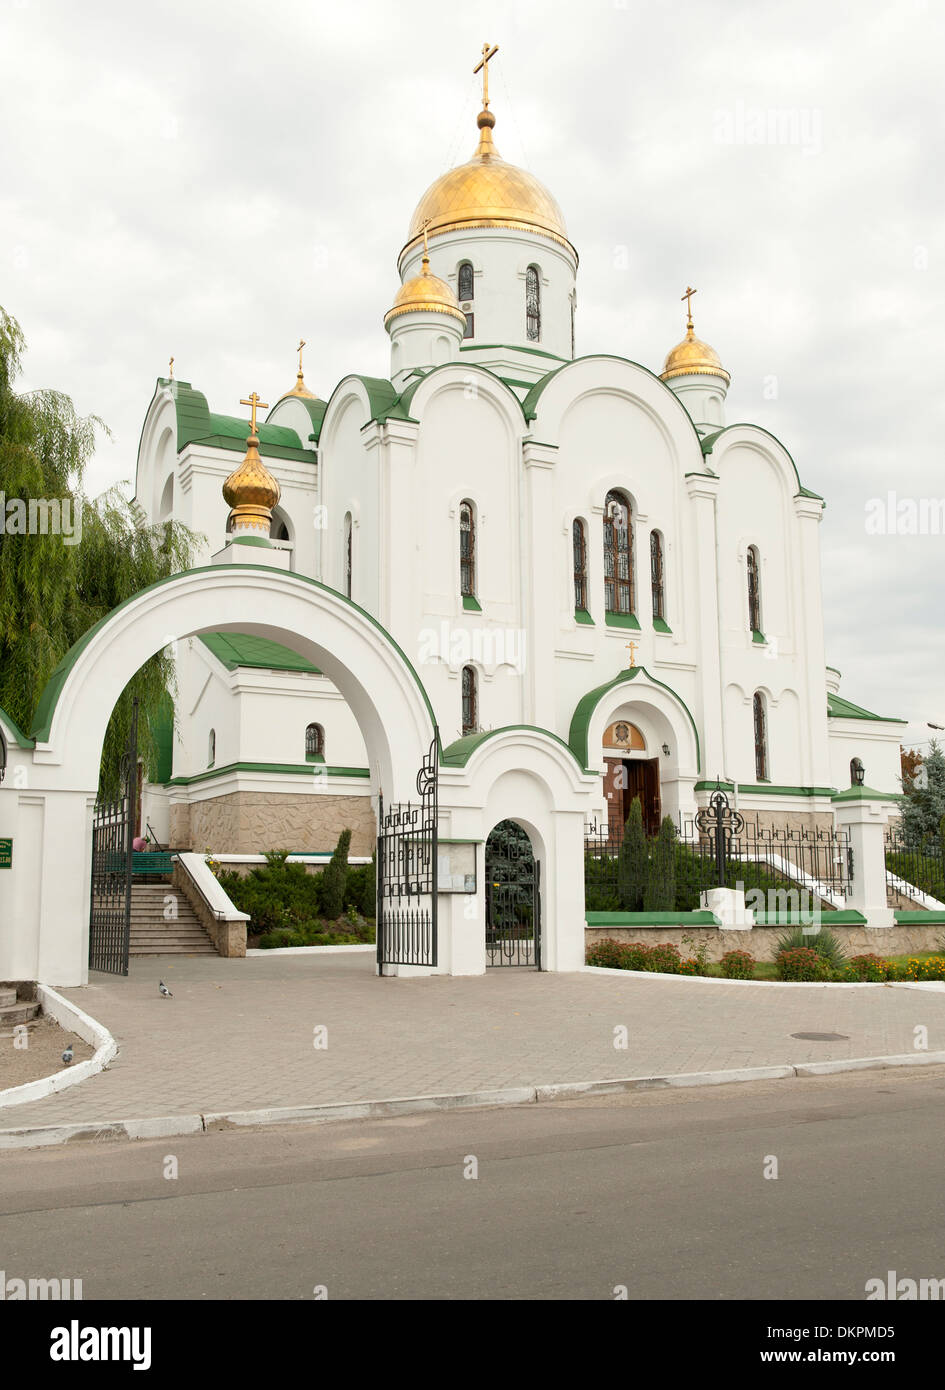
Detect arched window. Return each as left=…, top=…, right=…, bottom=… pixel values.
left=0, top=728, right=7, bottom=784
left=208, top=729, right=216, bottom=768
left=573, top=519, right=588, bottom=611
left=747, top=545, right=762, bottom=633
left=753, top=693, right=768, bottom=781
left=461, top=666, right=478, bottom=736
left=343, top=513, right=352, bottom=598
left=526, top=266, right=541, bottom=341
left=604, top=490, right=634, bottom=615
left=458, top=261, right=474, bottom=302
left=460, top=500, right=476, bottom=598
left=650, top=530, right=665, bottom=623
left=305, top=723, right=325, bottom=761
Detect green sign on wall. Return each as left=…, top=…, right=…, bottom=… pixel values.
left=0, top=839, right=12, bottom=870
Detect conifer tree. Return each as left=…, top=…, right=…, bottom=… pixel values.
left=644, top=815, right=677, bottom=912
left=617, top=797, right=647, bottom=910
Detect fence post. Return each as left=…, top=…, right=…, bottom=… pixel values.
left=832, top=788, right=895, bottom=927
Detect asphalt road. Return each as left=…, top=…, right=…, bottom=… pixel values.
left=1, top=1067, right=944, bottom=1301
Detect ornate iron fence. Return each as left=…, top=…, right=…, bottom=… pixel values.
left=586, top=797, right=853, bottom=914
left=89, top=699, right=138, bottom=975
left=884, top=825, right=945, bottom=906
left=376, top=732, right=438, bottom=967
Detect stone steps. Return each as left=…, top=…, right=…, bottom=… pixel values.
left=0, top=992, right=40, bottom=1026
left=128, top=884, right=217, bottom=957
left=0, top=986, right=17, bottom=1008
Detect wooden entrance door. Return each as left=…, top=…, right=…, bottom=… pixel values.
left=604, top=756, right=662, bottom=837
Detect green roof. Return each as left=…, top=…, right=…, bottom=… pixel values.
left=159, top=379, right=314, bottom=463
left=827, top=693, right=906, bottom=724
left=200, top=632, right=322, bottom=674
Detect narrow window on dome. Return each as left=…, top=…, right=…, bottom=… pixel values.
left=573, top=518, right=588, bottom=612
left=747, top=544, right=762, bottom=634
left=526, top=266, right=541, bottom=341
left=458, top=262, right=474, bottom=302
left=570, top=295, right=576, bottom=358
left=604, top=490, right=634, bottom=615
left=753, top=692, right=769, bottom=781
left=208, top=729, right=215, bottom=769
left=650, top=530, right=665, bottom=623
left=461, top=665, right=478, bottom=736
left=344, top=512, right=352, bottom=598
left=460, top=500, right=476, bottom=598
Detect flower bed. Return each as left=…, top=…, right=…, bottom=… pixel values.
left=585, top=938, right=945, bottom=983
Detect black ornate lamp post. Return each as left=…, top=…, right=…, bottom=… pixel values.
left=695, top=787, right=745, bottom=887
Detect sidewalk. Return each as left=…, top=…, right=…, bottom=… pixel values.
left=3, top=951, right=945, bottom=1136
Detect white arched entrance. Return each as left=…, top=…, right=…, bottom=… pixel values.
left=20, top=564, right=438, bottom=985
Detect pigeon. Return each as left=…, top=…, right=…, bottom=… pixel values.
left=158, top=981, right=173, bottom=998
left=61, top=1044, right=73, bottom=1065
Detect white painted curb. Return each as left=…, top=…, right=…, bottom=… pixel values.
left=5, top=1052, right=945, bottom=1149
left=245, top=944, right=376, bottom=956
left=583, top=966, right=945, bottom=989
left=0, top=986, right=118, bottom=1110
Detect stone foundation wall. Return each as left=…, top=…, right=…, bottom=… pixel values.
left=167, top=792, right=375, bottom=856
left=736, top=809, right=835, bottom=835
left=585, top=923, right=945, bottom=963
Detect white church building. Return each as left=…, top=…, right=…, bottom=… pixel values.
left=134, top=75, right=903, bottom=858
left=0, top=55, right=908, bottom=987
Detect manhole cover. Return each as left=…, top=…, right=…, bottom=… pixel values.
left=791, top=1031, right=849, bottom=1041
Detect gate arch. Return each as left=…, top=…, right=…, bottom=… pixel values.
left=25, top=563, right=438, bottom=984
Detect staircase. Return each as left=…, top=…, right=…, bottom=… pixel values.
left=0, top=984, right=39, bottom=1027
left=129, top=882, right=217, bottom=956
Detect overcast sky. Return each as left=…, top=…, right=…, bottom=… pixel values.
left=2, top=0, right=942, bottom=758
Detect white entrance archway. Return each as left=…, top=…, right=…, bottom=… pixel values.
left=20, top=564, right=438, bottom=985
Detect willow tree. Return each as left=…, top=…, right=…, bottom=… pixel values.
left=0, top=306, right=196, bottom=796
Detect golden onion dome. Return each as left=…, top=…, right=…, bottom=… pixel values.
left=222, top=428, right=281, bottom=535
left=384, top=254, right=466, bottom=329
left=279, top=371, right=317, bottom=402
left=401, top=107, right=575, bottom=265
left=660, top=324, right=730, bottom=385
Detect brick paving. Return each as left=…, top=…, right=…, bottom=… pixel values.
left=3, top=952, right=945, bottom=1132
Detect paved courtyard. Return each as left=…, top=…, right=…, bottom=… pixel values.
left=3, top=951, right=945, bottom=1133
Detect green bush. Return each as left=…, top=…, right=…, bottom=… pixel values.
left=644, top=816, right=676, bottom=912
left=775, top=924, right=846, bottom=967
left=645, top=942, right=682, bottom=974
left=319, top=829, right=351, bottom=920
left=720, top=949, right=756, bottom=979
left=617, top=799, right=647, bottom=910
left=586, top=939, right=653, bottom=971
left=776, top=947, right=833, bottom=982
left=839, top=952, right=892, bottom=982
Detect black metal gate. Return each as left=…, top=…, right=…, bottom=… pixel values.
left=88, top=700, right=138, bottom=975
left=376, top=731, right=438, bottom=968
left=485, top=821, right=541, bottom=968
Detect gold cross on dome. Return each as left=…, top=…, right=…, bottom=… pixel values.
left=168, top=356, right=174, bottom=380
left=297, top=339, right=306, bottom=373
left=474, top=42, right=499, bottom=108
left=420, top=218, right=431, bottom=256
left=626, top=640, right=639, bottom=668
left=240, top=391, right=269, bottom=434
left=681, top=285, right=697, bottom=329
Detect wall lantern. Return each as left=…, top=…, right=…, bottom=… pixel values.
left=661, top=743, right=671, bottom=757
left=850, top=757, right=865, bottom=787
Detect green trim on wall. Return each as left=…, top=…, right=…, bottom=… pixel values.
left=568, top=665, right=702, bottom=774
left=158, top=379, right=313, bottom=462
left=693, top=781, right=836, bottom=798
left=574, top=608, right=594, bottom=626
left=653, top=617, right=672, bottom=634
left=462, top=594, right=482, bottom=613
left=586, top=911, right=720, bottom=927
left=699, top=423, right=824, bottom=501
left=751, top=629, right=766, bottom=644
left=895, top=910, right=945, bottom=924
left=830, top=785, right=901, bottom=803
left=228, top=535, right=272, bottom=549
left=395, top=361, right=528, bottom=424
left=605, top=611, right=641, bottom=631
left=166, top=760, right=370, bottom=787
left=440, top=724, right=588, bottom=775
left=269, top=394, right=328, bottom=443
left=0, top=704, right=35, bottom=749
left=751, top=910, right=867, bottom=925
left=30, top=565, right=439, bottom=751
left=200, top=632, right=322, bottom=674
left=460, top=343, right=567, bottom=362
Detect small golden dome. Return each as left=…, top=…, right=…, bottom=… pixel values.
left=401, top=107, right=575, bottom=264
left=384, top=255, right=466, bottom=329
left=223, top=429, right=281, bottom=536
left=280, top=372, right=317, bottom=401
left=661, top=326, right=730, bottom=384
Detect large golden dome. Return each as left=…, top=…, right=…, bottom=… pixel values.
left=401, top=109, right=575, bottom=263
left=661, top=325, right=730, bottom=384
left=384, top=255, right=466, bottom=328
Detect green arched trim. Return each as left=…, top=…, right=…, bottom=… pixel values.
left=699, top=423, right=824, bottom=501
left=150, top=378, right=311, bottom=462
left=396, top=361, right=529, bottom=423
left=0, top=704, right=34, bottom=749
left=568, top=666, right=702, bottom=774
left=29, top=565, right=439, bottom=749
left=320, top=374, right=417, bottom=428
left=267, top=394, right=328, bottom=443
left=441, top=724, right=590, bottom=775
left=520, top=354, right=705, bottom=452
